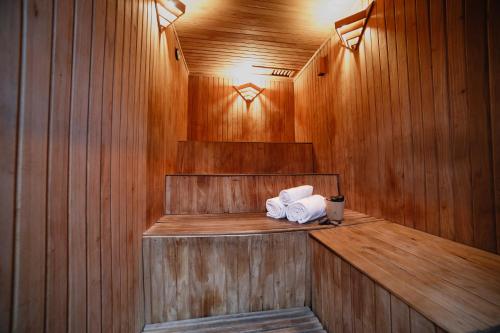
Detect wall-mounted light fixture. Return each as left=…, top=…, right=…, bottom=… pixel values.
left=334, top=1, right=374, bottom=51
left=233, top=83, right=264, bottom=103
left=318, top=56, right=328, bottom=76
left=155, top=0, right=186, bottom=30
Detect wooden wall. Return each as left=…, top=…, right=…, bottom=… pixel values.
left=165, top=174, right=339, bottom=214
left=310, top=238, right=444, bottom=333
left=176, top=141, right=314, bottom=174
left=188, top=75, right=295, bottom=142
left=147, top=21, right=189, bottom=225
left=143, top=232, right=311, bottom=324
left=294, top=0, right=500, bottom=253
left=0, top=0, right=187, bottom=332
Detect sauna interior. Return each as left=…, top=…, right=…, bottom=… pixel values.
left=2, top=0, right=500, bottom=332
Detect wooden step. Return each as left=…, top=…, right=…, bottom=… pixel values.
left=176, top=141, right=314, bottom=174
left=165, top=173, right=339, bottom=214
left=142, top=307, right=326, bottom=333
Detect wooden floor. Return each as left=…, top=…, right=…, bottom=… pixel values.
left=142, top=307, right=325, bottom=333
left=310, top=222, right=500, bottom=333
left=144, top=209, right=376, bottom=236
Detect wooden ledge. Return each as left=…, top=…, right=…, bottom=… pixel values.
left=310, top=222, right=500, bottom=333
left=144, top=209, right=375, bottom=237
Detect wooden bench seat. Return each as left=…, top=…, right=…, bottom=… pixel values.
left=142, top=210, right=379, bottom=324
left=144, top=209, right=376, bottom=236
left=309, top=221, right=500, bottom=333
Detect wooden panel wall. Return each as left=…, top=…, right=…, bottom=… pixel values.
left=146, top=20, right=189, bottom=225
left=176, top=141, right=314, bottom=174
left=311, top=238, right=443, bottom=333
left=165, top=174, right=339, bottom=214
left=0, top=0, right=187, bottom=332
left=188, top=75, right=295, bottom=142
left=294, top=0, right=500, bottom=253
left=143, top=231, right=311, bottom=324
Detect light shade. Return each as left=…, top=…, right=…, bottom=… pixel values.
left=334, top=1, right=374, bottom=51
left=156, top=0, right=186, bottom=29
left=234, top=83, right=264, bottom=103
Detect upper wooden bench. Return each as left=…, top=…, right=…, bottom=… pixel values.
left=310, top=221, right=500, bottom=333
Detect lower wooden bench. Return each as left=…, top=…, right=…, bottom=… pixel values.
left=142, top=210, right=374, bottom=324
left=309, top=222, right=500, bottom=333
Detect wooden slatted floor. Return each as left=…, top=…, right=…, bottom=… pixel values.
left=142, top=307, right=325, bottom=333
left=144, top=209, right=377, bottom=236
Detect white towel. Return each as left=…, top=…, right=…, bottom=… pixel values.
left=279, top=185, right=314, bottom=206
left=286, top=195, right=326, bottom=224
left=266, top=197, right=286, bottom=219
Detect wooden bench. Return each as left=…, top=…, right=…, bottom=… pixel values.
left=142, top=210, right=375, bottom=324
left=309, top=221, right=500, bottom=333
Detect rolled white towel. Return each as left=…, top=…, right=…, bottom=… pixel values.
left=266, top=197, right=286, bottom=219
left=279, top=185, right=314, bottom=206
left=286, top=195, right=326, bottom=224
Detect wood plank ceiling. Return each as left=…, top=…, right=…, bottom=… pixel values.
left=174, top=0, right=359, bottom=76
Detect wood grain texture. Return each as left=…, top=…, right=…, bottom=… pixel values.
left=176, top=141, right=313, bottom=174
left=310, top=220, right=500, bottom=333
left=294, top=0, right=500, bottom=253
left=173, top=0, right=358, bottom=76
left=0, top=0, right=21, bottom=331
left=489, top=0, right=500, bottom=256
left=165, top=174, right=339, bottom=214
left=188, top=75, right=294, bottom=142
left=147, top=22, right=189, bottom=226
left=143, top=231, right=312, bottom=324
left=141, top=307, right=326, bottom=333
left=0, top=0, right=188, bottom=331
left=144, top=209, right=374, bottom=236
left=311, top=239, right=439, bottom=333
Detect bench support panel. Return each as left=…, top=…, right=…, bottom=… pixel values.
left=310, top=238, right=443, bottom=333
left=144, top=232, right=311, bottom=324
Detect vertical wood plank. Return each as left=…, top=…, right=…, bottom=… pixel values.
left=12, top=0, right=53, bottom=330
left=176, top=238, right=190, bottom=320
left=237, top=236, right=251, bottom=313
left=162, top=238, right=177, bottom=321
left=446, top=0, right=474, bottom=246
left=410, top=308, right=437, bottom=333
left=0, top=0, right=21, bottom=330
left=488, top=0, right=500, bottom=253
left=44, top=0, right=74, bottom=331
left=374, top=284, right=391, bottom=333
left=465, top=0, right=496, bottom=252
left=430, top=0, right=455, bottom=240
left=416, top=0, right=440, bottom=237
left=341, top=259, right=354, bottom=333
left=87, top=0, right=107, bottom=330
left=391, top=295, right=411, bottom=333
